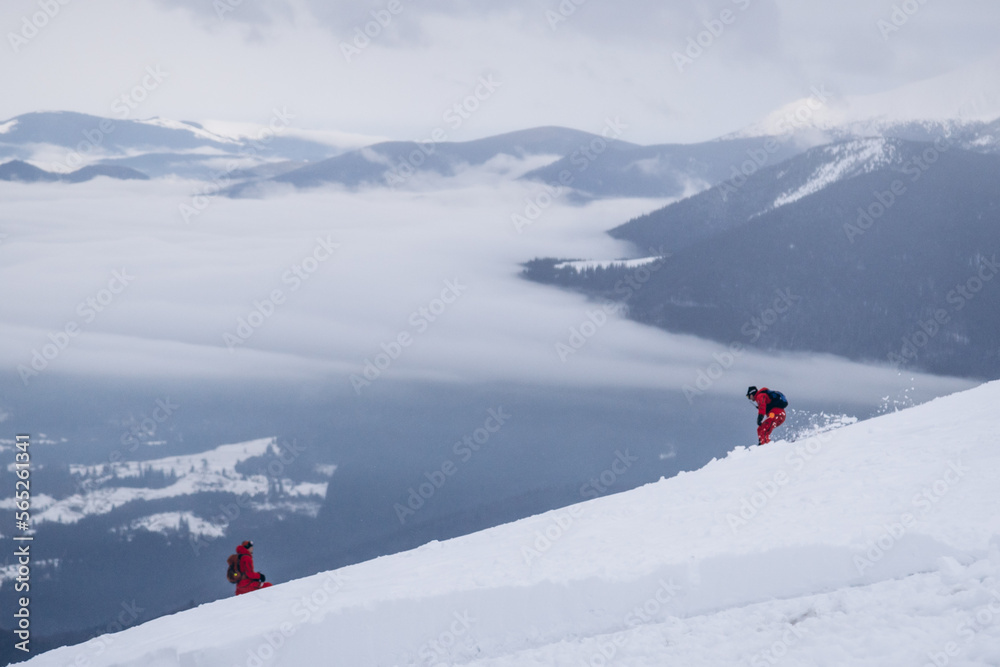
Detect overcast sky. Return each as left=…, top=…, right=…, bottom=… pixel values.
left=3, top=0, right=1000, bottom=144
left=2, top=0, right=989, bottom=408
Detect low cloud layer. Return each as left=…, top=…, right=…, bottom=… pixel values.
left=0, top=172, right=973, bottom=406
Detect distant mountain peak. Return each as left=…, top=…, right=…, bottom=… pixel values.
left=733, top=52, right=1000, bottom=140
left=132, top=116, right=241, bottom=145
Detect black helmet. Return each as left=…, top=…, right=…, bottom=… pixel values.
left=746, top=386, right=758, bottom=399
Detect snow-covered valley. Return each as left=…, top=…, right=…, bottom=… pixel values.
left=0, top=438, right=330, bottom=534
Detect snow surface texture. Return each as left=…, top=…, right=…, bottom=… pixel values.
left=23, top=382, right=1000, bottom=666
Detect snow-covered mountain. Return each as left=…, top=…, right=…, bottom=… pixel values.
left=7, top=51, right=1000, bottom=193
left=224, top=126, right=614, bottom=195
left=0, top=111, right=341, bottom=179
left=5, top=90, right=998, bottom=197
left=609, top=135, right=922, bottom=251
left=524, top=135, right=1000, bottom=379
left=20, top=380, right=1000, bottom=666
left=519, top=134, right=807, bottom=200
left=730, top=52, right=1000, bottom=154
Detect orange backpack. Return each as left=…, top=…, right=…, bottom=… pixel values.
left=226, top=553, right=244, bottom=583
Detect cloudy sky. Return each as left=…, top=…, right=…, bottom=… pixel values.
left=0, top=0, right=990, bottom=408
left=3, top=0, right=1000, bottom=144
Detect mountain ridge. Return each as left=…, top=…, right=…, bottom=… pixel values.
left=0, top=159, right=149, bottom=183
left=525, top=137, right=1000, bottom=379
left=5, top=109, right=1000, bottom=199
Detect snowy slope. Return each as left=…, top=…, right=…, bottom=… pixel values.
left=22, top=381, right=1000, bottom=666
left=770, top=138, right=897, bottom=208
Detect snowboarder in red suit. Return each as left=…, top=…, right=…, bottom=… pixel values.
left=234, top=540, right=272, bottom=595
left=747, top=386, right=787, bottom=445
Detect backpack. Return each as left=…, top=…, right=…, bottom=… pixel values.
left=765, top=389, right=789, bottom=409
left=226, top=554, right=244, bottom=584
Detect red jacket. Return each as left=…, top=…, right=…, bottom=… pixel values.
left=755, top=388, right=779, bottom=416
left=234, top=544, right=265, bottom=595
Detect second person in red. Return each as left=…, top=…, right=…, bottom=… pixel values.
left=234, top=540, right=272, bottom=595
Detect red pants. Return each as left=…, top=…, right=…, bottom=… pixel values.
left=235, top=581, right=272, bottom=595
left=757, top=408, right=786, bottom=445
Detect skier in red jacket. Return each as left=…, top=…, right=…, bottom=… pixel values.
left=747, top=386, right=787, bottom=445
left=234, top=540, right=272, bottom=595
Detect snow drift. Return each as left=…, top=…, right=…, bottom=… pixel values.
left=22, top=381, right=1000, bottom=666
